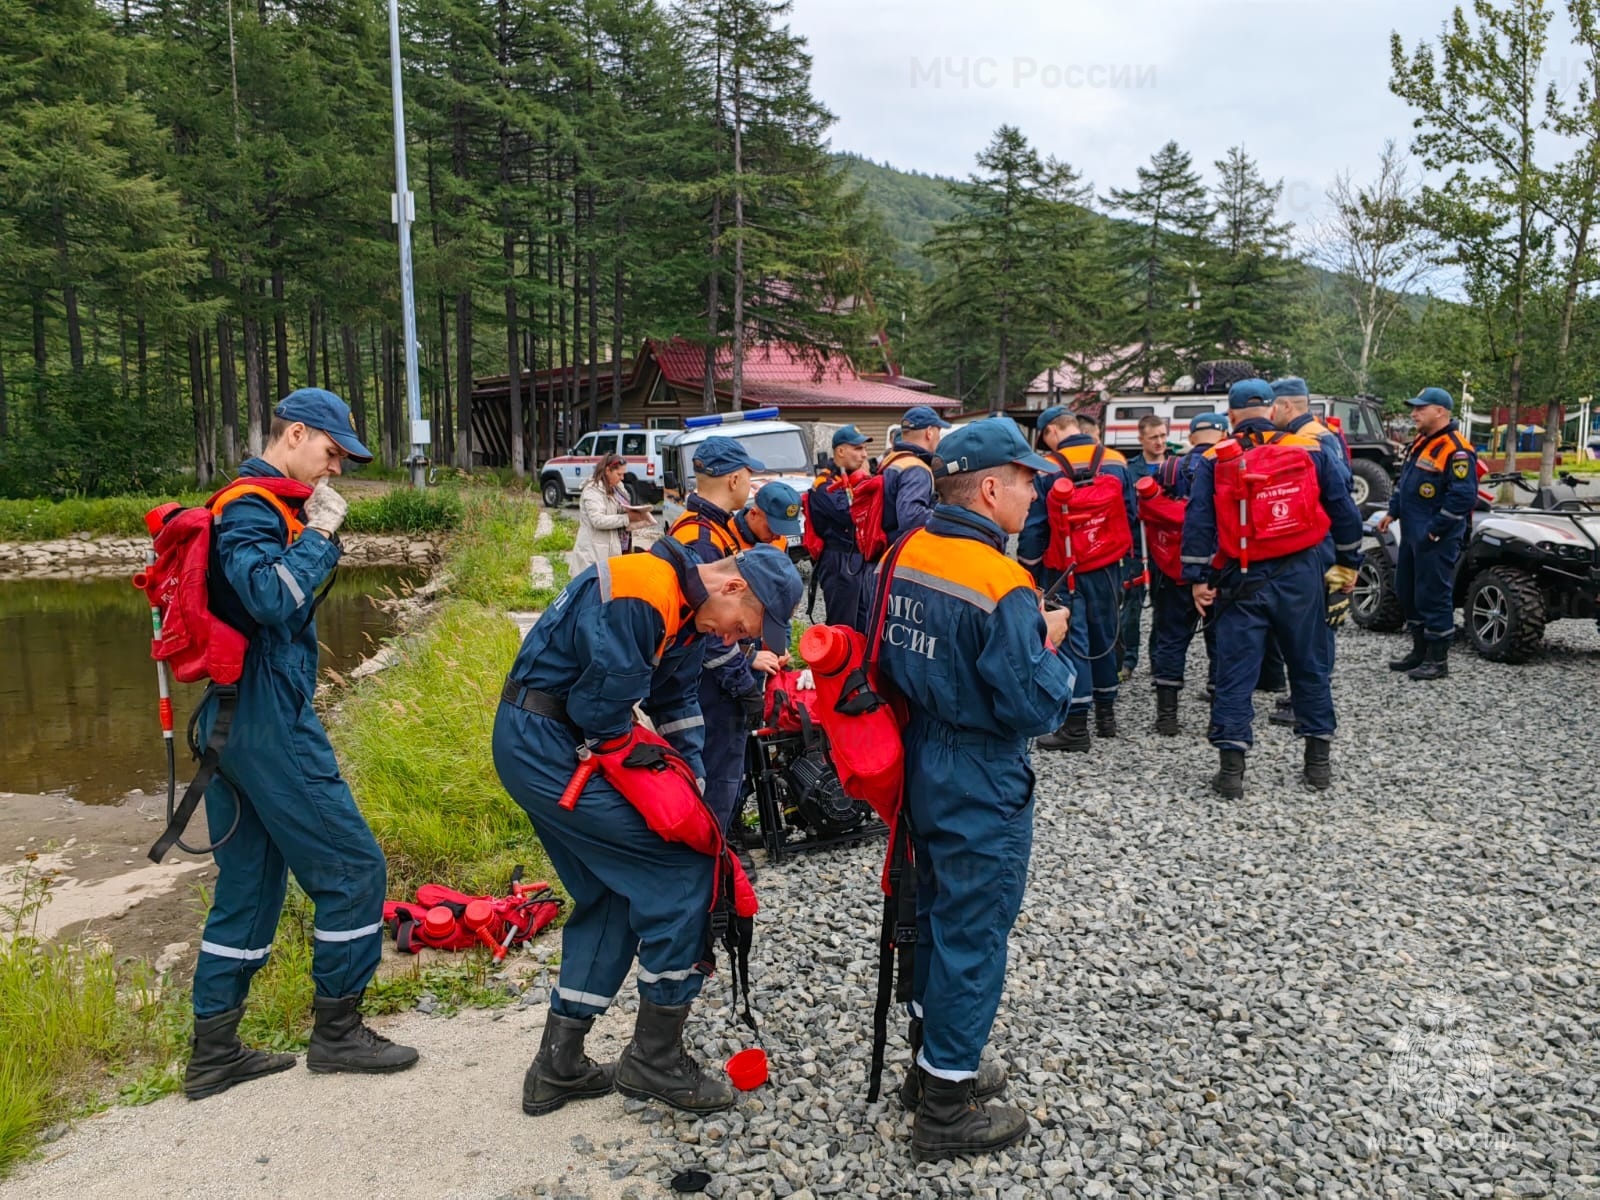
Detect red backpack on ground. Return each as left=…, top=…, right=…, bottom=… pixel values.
left=848, top=452, right=927, bottom=563
left=1042, top=446, right=1133, bottom=574
left=1135, top=472, right=1188, bottom=582
left=1211, top=433, right=1329, bottom=569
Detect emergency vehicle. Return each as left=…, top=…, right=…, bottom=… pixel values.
left=659, top=407, right=815, bottom=560
left=539, top=424, right=675, bottom=509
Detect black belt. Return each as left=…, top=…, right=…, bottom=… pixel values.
left=500, top=680, right=576, bottom=729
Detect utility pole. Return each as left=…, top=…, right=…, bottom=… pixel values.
left=387, top=0, right=428, bottom=488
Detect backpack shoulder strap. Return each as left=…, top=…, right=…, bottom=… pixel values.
left=1089, top=443, right=1105, bottom=476
left=210, top=481, right=305, bottom=541
left=863, top=531, right=917, bottom=673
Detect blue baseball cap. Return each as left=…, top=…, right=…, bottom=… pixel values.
left=1408, top=387, right=1455, bottom=412
left=1228, top=379, right=1276, bottom=409
left=692, top=435, right=764, bottom=477
left=1190, top=412, right=1229, bottom=433
left=274, top=388, right=373, bottom=462
left=1270, top=376, right=1309, bottom=399
left=832, top=424, right=870, bottom=448
left=732, top=544, right=803, bottom=652
left=935, top=417, right=1053, bottom=476
left=901, top=405, right=953, bottom=431
left=751, top=481, right=803, bottom=537
left=1034, top=405, right=1071, bottom=431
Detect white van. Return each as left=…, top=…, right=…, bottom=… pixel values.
left=539, top=424, right=674, bottom=508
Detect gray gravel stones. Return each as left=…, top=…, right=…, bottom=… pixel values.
left=529, top=611, right=1598, bottom=1200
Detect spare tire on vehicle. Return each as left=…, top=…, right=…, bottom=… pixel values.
left=1191, top=360, right=1262, bottom=394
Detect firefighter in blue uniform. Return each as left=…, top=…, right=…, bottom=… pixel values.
left=185, top=388, right=417, bottom=1102
left=494, top=540, right=801, bottom=1117
left=807, top=424, right=872, bottom=630
left=1021, top=406, right=1137, bottom=750
left=1147, top=411, right=1226, bottom=734
left=876, top=417, right=1076, bottom=1162
left=880, top=405, right=951, bottom=545
left=668, top=439, right=799, bottom=859
left=1118, top=415, right=1169, bottom=680
left=1378, top=387, right=1477, bottom=681
left=1183, top=380, right=1363, bottom=797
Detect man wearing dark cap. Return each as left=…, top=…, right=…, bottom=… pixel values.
left=183, top=388, right=417, bottom=1102
left=874, top=417, right=1075, bottom=1162
left=669, top=438, right=793, bottom=857
left=496, top=541, right=801, bottom=1118
left=806, top=425, right=873, bottom=630
left=1378, top=387, right=1477, bottom=680
left=874, top=405, right=952, bottom=553
left=1182, top=380, right=1363, bottom=797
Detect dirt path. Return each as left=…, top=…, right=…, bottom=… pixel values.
left=0, top=1005, right=671, bottom=1200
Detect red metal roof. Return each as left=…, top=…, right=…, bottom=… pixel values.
left=650, top=338, right=957, bottom=411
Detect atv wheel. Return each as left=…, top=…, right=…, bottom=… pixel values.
left=1463, top=566, right=1546, bottom=662
left=1348, top=459, right=1392, bottom=507
left=1351, top=548, right=1404, bottom=631
left=540, top=477, right=565, bottom=509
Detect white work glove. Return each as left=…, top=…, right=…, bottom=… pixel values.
left=303, top=481, right=348, bottom=538
left=795, top=668, right=815, bottom=690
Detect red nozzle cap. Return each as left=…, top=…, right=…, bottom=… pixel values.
left=422, top=906, right=457, bottom=941
left=1213, top=438, right=1243, bottom=462
left=1048, top=476, right=1076, bottom=502
left=1134, top=475, right=1159, bottom=498
left=462, top=898, right=495, bottom=931
left=799, top=624, right=850, bottom=674
left=144, top=503, right=180, bottom=537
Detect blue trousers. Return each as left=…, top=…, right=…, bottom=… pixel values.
left=1118, top=561, right=1147, bottom=673
left=192, top=656, right=387, bottom=1017
left=1073, top=565, right=1122, bottom=706
left=1031, top=564, right=1092, bottom=713
left=698, top=674, right=749, bottom=834
left=816, top=544, right=871, bottom=632
left=904, top=719, right=1034, bottom=1077
left=1208, top=551, right=1336, bottom=750
left=1149, top=574, right=1216, bottom=690
left=492, top=704, right=711, bottom=1016
left=1396, top=528, right=1460, bottom=640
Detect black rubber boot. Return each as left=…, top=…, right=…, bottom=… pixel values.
left=1094, top=702, right=1118, bottom=739
left=1268, top=694, right=1295, bottom=727
left=899, top=1018, right=1005, bottom=1110
left=1407, top=638, right=1449, bottom=681
left=1388, top=626, right=1426, bottom=672
left=1303, top=738, right=1332, bottom=790
left=1154, top=686, right=1180, bottom=736
left=1211, top=748, right=1246, bottom=800
left=306, top=994, right=420, bottom=1075
left=911, top=1072, right=1029, bottom=1163
left=1037, top=711, right=1091, bottom=752
left=183, top=1007, right=296, bottom=1100
left=523, top=1011, right=615, bottom=1115
left=614, top=998, right=733, bottom=1114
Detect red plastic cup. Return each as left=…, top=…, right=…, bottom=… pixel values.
left=725, top=1047, right=768, bottom=1091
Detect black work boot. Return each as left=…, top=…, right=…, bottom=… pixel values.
left=1388, top=626, right=1426, bottom=672
left=184, top=1007, right=297, bottom=1100
left=306, top=994, right=420, bottom=1074
left=1154, top=686, right=1180, bottom=736
left=1037, top=711, right=1091, bottom=752
left=1303, top=738, right=1332, bottom=790
left=1407, top=638, right=1449, bottom=681
left=614, top=998, right=733, bottom=1114
left=1094, top=702, right=1118, bottom=739
left=523, top=1011, right=615, bottom=1115
left=1268, top=694, right=1294, bottom=727
left=911, top=1072, right=1029, bottom=1163
left=1211, top=748, right=1246, bottom=800
left=899, top=1017, right=1006, bottom=1110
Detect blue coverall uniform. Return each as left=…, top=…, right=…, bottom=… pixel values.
left=670, top=495, right=772, bottom=833
left=1120, top=453, right=1166, bottom=674
left=877, top=506, right=1076, bottom=1078
left=492, top=539, right=713, bottom=1018
left=1018, top=436, right=1136, bottom=712
left=193, top=459, right=388, bottom=1018
left=1389, top=422, right=1477, bottom=641
left=1147, top=448, right=1217, bottom=694
left=1180, top=420, right=1363, bottom=750
left=808, top=465, right=870, bottom=631
left=880, top=441, right=938, bottom=545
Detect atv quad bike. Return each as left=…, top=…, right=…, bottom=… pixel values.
left=1352, top=472, right=1600, bottom=661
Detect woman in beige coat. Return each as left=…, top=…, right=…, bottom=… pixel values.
left=569, top=454, right=655, bottom=572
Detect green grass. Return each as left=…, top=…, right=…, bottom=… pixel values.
left=341, top=487, right=463, bottom=535
left=448, top=490, right=574, bottom=609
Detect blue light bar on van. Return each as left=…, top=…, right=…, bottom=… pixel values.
left=682, top=406, right=780, bottom=429
left=600, top=422, right=642, bottom=430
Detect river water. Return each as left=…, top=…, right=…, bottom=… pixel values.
left=0, top=567, right=418, bottom=803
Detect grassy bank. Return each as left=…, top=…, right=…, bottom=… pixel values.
left=0, top=485, right=464, bottom=541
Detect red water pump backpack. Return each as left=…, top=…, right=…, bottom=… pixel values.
left=849, top=453, right=928, bottom=563
left=1042, top=446, right=1133, bottom=574
left=384, top=871, right=562, bottom=958
left=1135, top=473, right=1188, bottom=582
left=1210, top=433, right=1329, bottom=569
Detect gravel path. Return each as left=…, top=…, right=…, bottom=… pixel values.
left=7, top=615, right=1596, bottom=1199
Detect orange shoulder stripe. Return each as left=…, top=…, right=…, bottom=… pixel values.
left=893, top=529, right=1037, bottom=611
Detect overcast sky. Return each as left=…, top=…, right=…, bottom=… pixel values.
left=788, top=0, right=1587, bottom=239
